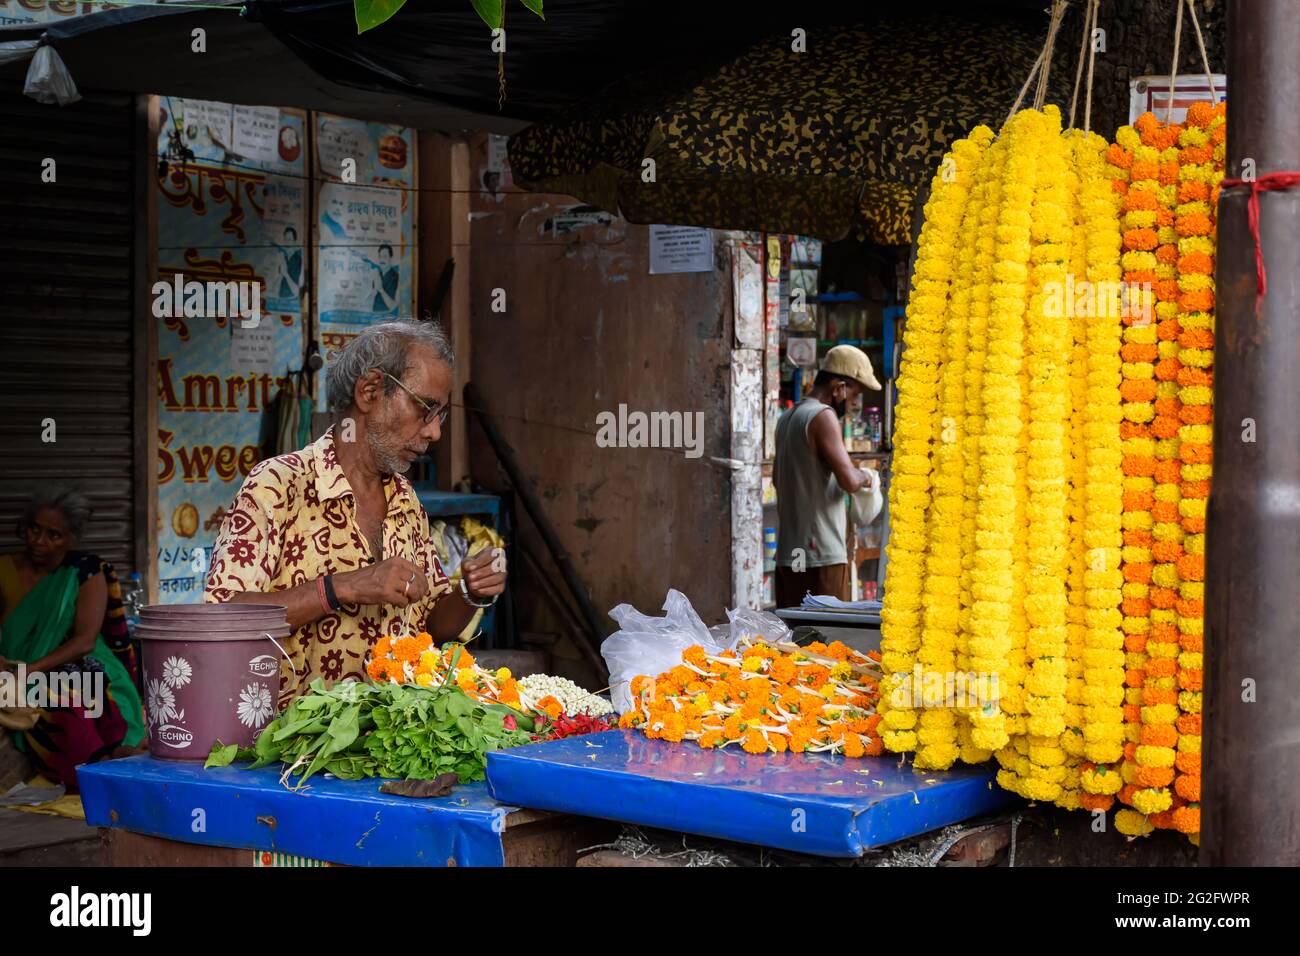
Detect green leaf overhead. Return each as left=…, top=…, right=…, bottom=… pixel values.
left=519, top=0, right=544, bottom=18
left=470, top=0, right=504, bottom=30
left=353, top=0, right=409, bottom=33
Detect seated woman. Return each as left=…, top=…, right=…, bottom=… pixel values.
left=0, top=487, right=145, bottom=791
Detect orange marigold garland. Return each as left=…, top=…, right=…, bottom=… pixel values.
left=1166, top=100, right=1224, bottom=839
left=1130, top=112, right=1184, bottom=821
left=1114, top=117, right=1158, bottom=824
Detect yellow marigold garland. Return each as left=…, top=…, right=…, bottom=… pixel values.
left=879, top=130, right=984, bottom=752
left=957, top=133, right=1007, bottom=766
left=912, top=129, right=993, bottom=770
left=997, top=106, right=1072, bottom=802
left=969, top=107, right=1038, bottom=753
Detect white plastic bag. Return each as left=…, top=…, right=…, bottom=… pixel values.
left=725, top=606, right=791, bottom=646
left=603, top=589, right=734, bottom=714
left=24, top=44, right=80, bottom=106
left=602, top=592, right=795, bottom=714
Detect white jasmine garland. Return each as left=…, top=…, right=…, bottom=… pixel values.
left=517, top=674, right=613, bottom=717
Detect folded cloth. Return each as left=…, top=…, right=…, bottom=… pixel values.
left=800, top=593, right=883, bottom=612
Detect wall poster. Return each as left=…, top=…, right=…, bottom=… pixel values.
left=313, top=113, right=417, bottom=410
left=154, top=96, right=308, bottom=602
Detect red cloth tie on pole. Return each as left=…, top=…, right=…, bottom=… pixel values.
left=1219, top=171, right=1300, bottom=309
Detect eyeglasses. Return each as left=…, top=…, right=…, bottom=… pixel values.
left=384, top=372, right=450, bottom=426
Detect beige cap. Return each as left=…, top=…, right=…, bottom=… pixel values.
left=821, top=344, right=881, bottom=390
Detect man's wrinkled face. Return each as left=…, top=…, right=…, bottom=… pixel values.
left=366, top=347, right=452, bottom=475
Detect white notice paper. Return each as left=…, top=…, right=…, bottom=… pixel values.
left=181, top=99, right=233, bottom=150
left=649, top=224, right=713, bottom=275
left=233, top=105, right=280, bottom=163
left=230, top=322, right=278, bottom=374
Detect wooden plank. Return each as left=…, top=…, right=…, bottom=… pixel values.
left=419, top=133, right=471, bottom=491
left=135, top=93, right=160, bottom=589
left=576, top=849, right=685, bottom=867
left=101, top=828, right=253, bottom=867
left=500, top=816, right=615, bottom=868
left=0, top=809, right=100, bottom=868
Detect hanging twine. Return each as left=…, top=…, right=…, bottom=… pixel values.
left=1033, top=0, right=1070, bottom=110
left=1007, top=47, right=1047, bottom=126
left=1165, top=0, right=1185, bottom=124
left=1219, top=172, right=1300, bottom=310
left=1068, top=0, right=1093, bottom=128
left=1184, top=0, right=1218, bottom=97
left=1083, top=0, right=1100, bottom=132
left=1007, top=0, right=1068, bottom=125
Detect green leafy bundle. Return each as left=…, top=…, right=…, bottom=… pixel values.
left=205, top=678, right=534, bottom=790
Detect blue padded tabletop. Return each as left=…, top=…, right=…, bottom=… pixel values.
left=486, top=730, right=1016, bottom=858
left=80, top=755, right=519, bottom=867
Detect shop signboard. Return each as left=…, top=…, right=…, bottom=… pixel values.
left=1128, top=74, right=1226, bottom=125
left=313, top=113, right=417, bottom=408
left=154, top=96, right=308, bottom=602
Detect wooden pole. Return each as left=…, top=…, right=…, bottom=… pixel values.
left=1201, top=0, right=1300, bottom=865
left=419, top=132, right=471, bottom=491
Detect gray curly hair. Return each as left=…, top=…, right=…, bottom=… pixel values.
left=325, top=319, right=454, bottom=412
left=19, top=485, right=92, bottom=540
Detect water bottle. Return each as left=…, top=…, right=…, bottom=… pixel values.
left=123, top=572, right=144, bottom=634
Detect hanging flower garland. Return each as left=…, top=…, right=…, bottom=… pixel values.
left=913, top=129, right=994, bottom=771
left=1076, top=128, right=1127, bottom=810
left=1129, top=111, right=1183, bottom=823
left=1110, top=116, right=1156, bottom=830
left=874, top=96, right=1220, bottom=841
left=879, top=129, right=986, bottom=753
left=957, top=133, right=1008, bottom=767
left=1168, top=100, right=1225, bottom=839
left=997, top=105, right=1073, bottom=802
left=969, top=107, right=1039, bottom=754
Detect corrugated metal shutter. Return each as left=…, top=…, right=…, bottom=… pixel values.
left=0, top=91, right=138, bottom=571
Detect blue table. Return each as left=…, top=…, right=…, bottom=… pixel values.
left=79, top=756, right=559, bottom=867
left=487, top=730, right=1017, bottom=858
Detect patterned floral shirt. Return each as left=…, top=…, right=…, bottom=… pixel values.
left=204, top=426, right=450, bottom=706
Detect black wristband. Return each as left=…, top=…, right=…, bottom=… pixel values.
left=322, top=574, right=342, bottom=612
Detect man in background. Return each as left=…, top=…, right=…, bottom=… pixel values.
left=773, top=345, right=881, bottom=605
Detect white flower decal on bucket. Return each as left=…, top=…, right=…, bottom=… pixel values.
left=161, top=655, right=193, bottom=690
left=146, top=678, right=177, bottom=728
left=237, top=683, right=274, bottom=728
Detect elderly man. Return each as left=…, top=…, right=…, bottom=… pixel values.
left=205, top=320, right=505, bottom=704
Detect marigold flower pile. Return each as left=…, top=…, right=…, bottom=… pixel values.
left=877, top=102, right=1221, bottom=843
left=619, top=639, right=884, bottom=757
left=366, top=632, right=603, bottom=723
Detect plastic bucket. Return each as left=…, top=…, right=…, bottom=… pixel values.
left=137, top=604, right=291, bottom=761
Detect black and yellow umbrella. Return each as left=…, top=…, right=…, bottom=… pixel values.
left=509, top=15, right=1072, bottom=243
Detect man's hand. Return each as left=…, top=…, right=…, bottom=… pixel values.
left=462, top=547, right=507, bottom=601
left=334, top=557, right=429, bottom=608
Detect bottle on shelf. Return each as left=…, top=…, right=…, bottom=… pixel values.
left=123, top=572, right=144, bottom=634
left=865, top=406, right=882, bottom=450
